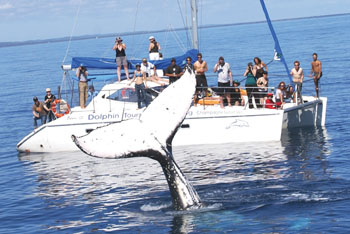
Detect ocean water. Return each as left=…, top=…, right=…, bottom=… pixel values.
left=1, top=14, right=350, bottom=233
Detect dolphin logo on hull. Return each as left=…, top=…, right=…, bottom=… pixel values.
left=72, top=71, right=202, bottom=210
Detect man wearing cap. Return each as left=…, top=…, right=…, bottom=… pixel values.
left=141, top=58, right=168, bottom=85
left=113, top=37, right=130, bottom=82
left=165, top=58, right=182, bottom=84
left=44, top=88, right=56, bottom=122
left=141, top=58, right=156, bottom=78
left=32, top=96, right=49, bottom=129
left=214, top=56, right=232, bottom=108
left=265, top=93, right=277, bottom=109
left=76, top=64, right=89, bottom=108
left=148, top=36, right=161, bottom=60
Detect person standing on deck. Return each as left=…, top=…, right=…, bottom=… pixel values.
left=290, top=60, right=304, bottom=104
left=165, top=58, right=183, bottom=84
left=183, top=56, right=194, bottom=74
left=244, top=62, right=257, bottom=109
left=113, top=37, right=130, bottom=82
left=44, top=88, right=56, bottom=122
left=309, top=53, right=322, bottom=98
left=193, top=53, right=208, bottom=106
left=76, top=65, right=89, bottom=109
left=213, top=56, right=232, bottom=108
left=32, top=96, right=49, bottom=129
left=148, top=36, right=161, bottom=60
left=253, top=57, right=268, bottom=79
left=129, top=64, right=149, bottom=109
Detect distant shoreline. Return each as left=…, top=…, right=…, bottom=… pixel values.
left=1, top=12, right=349, bottom=48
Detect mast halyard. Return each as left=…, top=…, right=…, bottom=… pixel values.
left=260, top=0, right=292, bottom=84
left=190, top=0, right=199, bottom=50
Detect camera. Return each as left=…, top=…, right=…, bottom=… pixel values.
left=80, top=66, right=86, bottom=73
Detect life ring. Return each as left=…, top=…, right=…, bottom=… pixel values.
left=51, top=99, right=70, bottom=118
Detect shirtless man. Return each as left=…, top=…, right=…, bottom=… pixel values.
left=291, top=60, right=304, bottom=104
left=193, top=53, right=208, bottom=106
left=309, top=53, right=322, bottom=98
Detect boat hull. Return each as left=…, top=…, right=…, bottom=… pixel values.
left=174, top=107, right=284, bottom=145
left=17, top=106, right=284, bottom=153
left=282, top=96, right=327, bottom=128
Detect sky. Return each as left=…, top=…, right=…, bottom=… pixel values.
left=1, top=0, right=350, bottom=42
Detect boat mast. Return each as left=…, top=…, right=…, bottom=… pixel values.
left=190, top=0, right=199, bottom=50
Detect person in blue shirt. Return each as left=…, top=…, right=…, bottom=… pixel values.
left=87, top=85, right=98, bottom=104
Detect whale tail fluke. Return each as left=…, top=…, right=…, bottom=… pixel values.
left=72, top=71, right=202, bottom=210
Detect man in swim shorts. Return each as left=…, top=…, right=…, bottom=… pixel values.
left=309, top=53, right=322, bottom=98
left=193, top=53, right=208, bottom=106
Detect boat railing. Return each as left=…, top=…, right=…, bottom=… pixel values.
left=54, top=78, right=318, bottom=115
left=55, top=84, right=280, bottom=113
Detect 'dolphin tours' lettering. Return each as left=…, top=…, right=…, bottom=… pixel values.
left=88, top=113, right=120, bottom=120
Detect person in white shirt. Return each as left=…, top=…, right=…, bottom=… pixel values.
left=213, top=56, right=233, bottom=108
left=290, top=60, right=304, bottom=104
left=140, top=58, right=168, bottom=85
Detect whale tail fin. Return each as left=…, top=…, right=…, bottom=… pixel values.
left=72, top=71, right=196, bottom=159
left=72, top=71, right=201, bottom=210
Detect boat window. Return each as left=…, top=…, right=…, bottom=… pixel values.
left=106, top=85, right=167, bottom=103
left=107, top=87, right=138, bottom=102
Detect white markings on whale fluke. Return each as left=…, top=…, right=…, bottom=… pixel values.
left=72, top=71, right=202, bottom=210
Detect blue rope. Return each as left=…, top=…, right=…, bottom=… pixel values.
left=260, top=0, right=293, bottom=85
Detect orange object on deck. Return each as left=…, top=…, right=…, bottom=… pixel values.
left=197, top=97, right=220, bottom=105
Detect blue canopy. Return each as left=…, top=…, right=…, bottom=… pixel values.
left=71, top=49, right=199, bottom=70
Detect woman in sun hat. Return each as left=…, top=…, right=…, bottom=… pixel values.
left=113, top=36, right=130, bottom=82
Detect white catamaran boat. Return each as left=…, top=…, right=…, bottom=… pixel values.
left=17, top=0, right=327, bottom=153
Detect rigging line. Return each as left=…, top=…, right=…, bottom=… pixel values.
left=199, top=0, right=202, bottom=51
left=163, top=26, right=170, bottom=54
left=260, top=0, right=292, bottom=84
left=62, top=0, right=82, bottom=65
left=131, top=0, right=141, bottom=58
left=184, top=0, right=190, bottom=49
left=176, top=0, right=190, bottom=50
left=169, top=24, right=187, bottom=53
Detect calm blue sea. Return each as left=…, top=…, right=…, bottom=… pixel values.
left=1, top=14, right=350, bottom=233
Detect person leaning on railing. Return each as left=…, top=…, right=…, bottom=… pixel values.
left=256, top=71, right=269, bottom=108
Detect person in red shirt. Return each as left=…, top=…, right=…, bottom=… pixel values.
left=265, top=93, right=276, bottom=109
